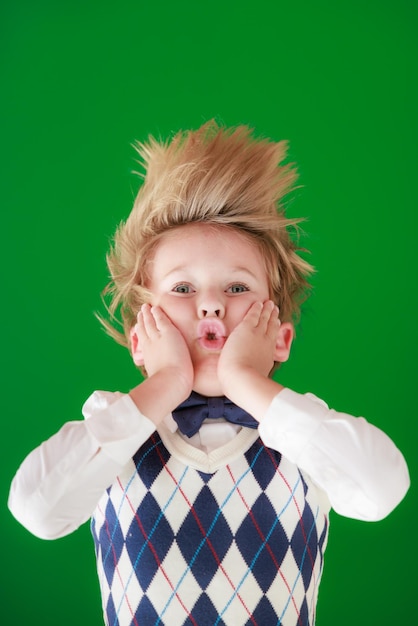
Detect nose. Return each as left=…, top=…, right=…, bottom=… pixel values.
left=198, top=290, right=225, bottom=319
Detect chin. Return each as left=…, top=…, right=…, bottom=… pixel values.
left=192, top=376, right=223, bottom=398
left=192, top=358, right=224, bottom=397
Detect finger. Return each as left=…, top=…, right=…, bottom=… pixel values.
left=258, top=300, right=276, bottom=329
left=150, top=305, right=174, bottom=332
left=134, top=306, right=153, bottom=342
left=141, top=303, right=160, bottom=337
left=134, top=308, right=146, bottom=338
left=242, top=301, right=264, bottom=326
left=266, top=304, right=281, bottom=338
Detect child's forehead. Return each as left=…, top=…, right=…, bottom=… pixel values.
left=147, top=222, right=269, bottom=277
left=155, top=222, right=256, bottom=247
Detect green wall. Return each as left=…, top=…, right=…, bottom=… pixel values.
left=2, top=1, right=416, bottom=624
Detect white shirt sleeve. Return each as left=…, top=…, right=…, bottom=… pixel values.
left=8, top=391, right=156, bottom=540
left=8, top=387, right=410, bottom=540
left=258, top=388, right=410, bottom=521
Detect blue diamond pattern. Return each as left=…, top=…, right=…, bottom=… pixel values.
left=298, top=596, right=309, bottom=626
left=106, top=593, right=118, bottom=626
left=125, top=491, right=175, bottom=591
left=134, top=594, right=161, bottom=625
left=185, top=593, right=226, bottom=625
left=99, top=498, right=125, bottom=587
left=290, top=501, right=318, bottom=590
left=245, top=438, right=282, bottom=490
left=93, top=434, right=329, bottom=625
left=236, top=493, right=289, bottom=593
left=177, top=485, right=233, bottom=589
left=133, top=434, right=170, bottom=489
left=197, top=470, right=215, bottom=483
left=247, top=595, right=278, bottom=625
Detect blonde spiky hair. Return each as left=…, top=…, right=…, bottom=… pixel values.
left=101, top=120, right=313, bottom=348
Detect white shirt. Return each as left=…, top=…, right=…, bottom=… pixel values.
left=8, top=388, right=410, bottom=540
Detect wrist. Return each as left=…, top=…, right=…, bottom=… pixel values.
left=222, top=366, right=284, bottom=422
left=129, top=368, right=192, bottom=426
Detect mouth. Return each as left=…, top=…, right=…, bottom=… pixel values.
left=197, top=319, right=227, bottom=351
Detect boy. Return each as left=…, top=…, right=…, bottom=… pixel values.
left=9, top=121, right=409, bottom=626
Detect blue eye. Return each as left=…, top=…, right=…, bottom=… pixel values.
left=228, top=284, right=249, bottom=294
left=173, top=283, right=192, bottom=293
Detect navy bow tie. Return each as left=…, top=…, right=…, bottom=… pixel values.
left=172, top=391, right=258, bottom=438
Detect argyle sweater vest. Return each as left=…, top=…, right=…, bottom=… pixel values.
left=91, top=426, right=330, bottom=626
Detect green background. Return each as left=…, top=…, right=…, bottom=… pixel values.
left=1, top=1, right=417, bottom=624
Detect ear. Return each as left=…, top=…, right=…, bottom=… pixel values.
left=130, top=326, right=144, bottom=367
left=274, top=322, right=294, bottom=363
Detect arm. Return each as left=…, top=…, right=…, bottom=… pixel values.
left=218, top=300, right=410, bottom=522
left=258, top=389, right=410, bottom=521
left=8, top=392, right=156, bottom=540
left=8, top=305, right=194, bottom=540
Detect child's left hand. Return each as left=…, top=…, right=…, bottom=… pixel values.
left=218, top=300, right=279, bottom=396
left=217, top=300, right=287, bottom=420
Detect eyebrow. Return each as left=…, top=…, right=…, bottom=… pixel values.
left=160, top=266, right=260, bottom=281
left=230, top=267, right=260, bottom=280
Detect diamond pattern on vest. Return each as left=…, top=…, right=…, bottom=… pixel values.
left=91, top=432, right=329, bottom=626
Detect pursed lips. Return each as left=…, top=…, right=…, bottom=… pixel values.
left=197, top=319, right=227, bottom=350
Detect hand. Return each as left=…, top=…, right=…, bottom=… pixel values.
left=134, top=304, right=194, bottom=398
left=219, top=300, right=279, bottom=376
left=218, top=300, right=280, bottom=399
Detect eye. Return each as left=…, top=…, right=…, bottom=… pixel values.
left=172, top=283, right=194, bottom=294
left=227, top=283, right=250, bottom=294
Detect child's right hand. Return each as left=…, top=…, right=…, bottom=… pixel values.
left=133, top=303, right=194, bottom=402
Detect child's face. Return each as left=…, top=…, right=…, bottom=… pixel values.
left=137, top=223, right=287, bottom=396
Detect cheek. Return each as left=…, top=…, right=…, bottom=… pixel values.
left=228, top=296, right=258, bottom=322
left=155, top=298, right=192, bottom=327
